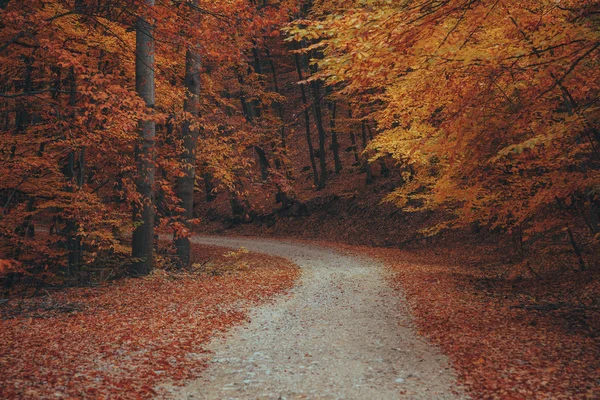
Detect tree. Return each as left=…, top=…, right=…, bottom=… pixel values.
left=174, top=0, right=202, bottom=268
left=131, top=0, right=156, bottom=275
left=293, top=41, right=319, bottom=187
left=328, top=99, right=342, bottom=174
left=290, top=0, right=600, bottom=247
left=310, top=71, right=328, bottom=190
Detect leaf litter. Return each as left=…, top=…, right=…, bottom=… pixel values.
left=0, top=244, right=299, bottom=399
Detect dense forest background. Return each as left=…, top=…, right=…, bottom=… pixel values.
left=0, top=0, right=598, bottom=284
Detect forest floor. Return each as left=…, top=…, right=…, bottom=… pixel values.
left=0, top=243, right=299, bottom=399
left=1, top=235, right=598, bottom=399
left=350, top=244, right=600, bottom=399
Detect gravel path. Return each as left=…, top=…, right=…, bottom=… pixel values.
left=166, top=236, right=467, bottom=399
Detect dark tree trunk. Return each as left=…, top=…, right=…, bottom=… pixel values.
left=328, top=100, right=342, bottom=173
left=249, top=47, right=262, bottom=119
left=13, top=141, right=44, bottom=261
left=310, top=79, right=328, bottom=190
left=238, top=72, right=270, bottom=181
left=131, top=0, right=156, bottom=275
left=361, top=120, right=373, bottom=185
left=566, top=227, right=586, bottom=271
left=12, top=56, right=36, bottom=255
left=255, top=146, right=271, bottom=181
left=347, top=108, right=360, bottom=164
left=65, top=67, right=83, bottom=274
left=293, top=47, right=318, bottom=187
left=203, top=171, right=216, bottom=202
left=307, top=48, right=328, bottom=189
left=266, top=47, right=290, bottom=177
left=174, top=39, right=201, bottom=268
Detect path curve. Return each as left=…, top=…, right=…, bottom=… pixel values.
left=166, top=236, right=467, bottom=399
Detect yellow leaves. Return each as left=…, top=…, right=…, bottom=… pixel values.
left=495, top=136, right=549, bottom=159
left=223, top=247, right=250, bottom=258
left=298, top=0, right=600, bottom=236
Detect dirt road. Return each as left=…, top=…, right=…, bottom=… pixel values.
left=166, top=236, right=466, bottom=399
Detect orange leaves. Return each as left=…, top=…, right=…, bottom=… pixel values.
left=368, top=245, right=600, bottom=399
left=0, top=259, right=23, bottom=275
left=0, top=0, right=301, bottom=272
left=292, top=0, right=600, bottom=244
left=0, top=244, right=299, bottom=399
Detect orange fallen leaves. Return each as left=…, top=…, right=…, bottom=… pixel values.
left=0, top=244, right=299, bottom=399
left=365, top=245, right=600, bottom=399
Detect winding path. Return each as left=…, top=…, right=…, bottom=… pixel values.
left=166, top=236, right=467, bottom=399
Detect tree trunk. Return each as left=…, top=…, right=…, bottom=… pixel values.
left=361, top=120, right=373, bottom=185
left=203, top=171, right=216, bottom=202
left=310, top=79, right=328, bottom=190
left=293, top=47, right=318, bottom=187
left=174, top=40, right=201, bottom=268
left=249, top=48, right=262, bottom=119
left=266, top=47, right=290, bottom=177
left=566, top=226, right=586, bottom=272
left=131, top=0, right=156, bottom=275
left=255, top=146, right=271, bottom=181
left=12, top=56, right=36, bottom=254
left=307, top=48, right=328, bottom=189
left=347, top=108, right=360, bottom=164
left=238, top=72, right=270, bottom=181
left=65, top=67, right=83, bottom=274
left=328, top=100, right=342, bottom=173
left=589, top=193, right=599, bottom=234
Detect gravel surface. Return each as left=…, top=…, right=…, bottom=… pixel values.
left=165, top=236, right=467, bottom=399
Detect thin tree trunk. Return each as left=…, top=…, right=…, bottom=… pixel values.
left=13, top=56, right=36, bottom=247
left=57, top=1, right=84, bottom=273
left=266, top=47, right=290, bottom=177
left=250, top=48, right=262, bottom=119
left=13, top=141, right=44, bottom=261
left=310, top=79, right=327, bottom=189
left=347, top=108, right=360, bottom=164
left=361, top=120, right=373, bottom=185
left=65, top=67, right=83, bottom=273
left=255, top=146, right=270, bottom=181
left=328, top=100, right=342, bottom=173
left=589, top=193, right=599, bottom=234
left=293, top=47, right=318, bottom=187
left=10, top=55, right=32, bottom=160
left=203, top=171, right=216, bottom=202
left=174, top=38, right=201, bottom=268
left=238, top=72, right=270, bottom=181
left=131, top=0, right=156, bottom=275
left=306, top=47, right=328, bottom=189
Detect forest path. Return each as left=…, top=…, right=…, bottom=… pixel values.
left=165, top=236, right=467, bottom=399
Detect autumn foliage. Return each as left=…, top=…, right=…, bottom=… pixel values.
left=289, top=0, right=600, bottom=260
left=0, top=0, right=297, bottom=276
left=1, top=0, right=597, bottom=275
left=1, top=0, right=599, bottom=397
